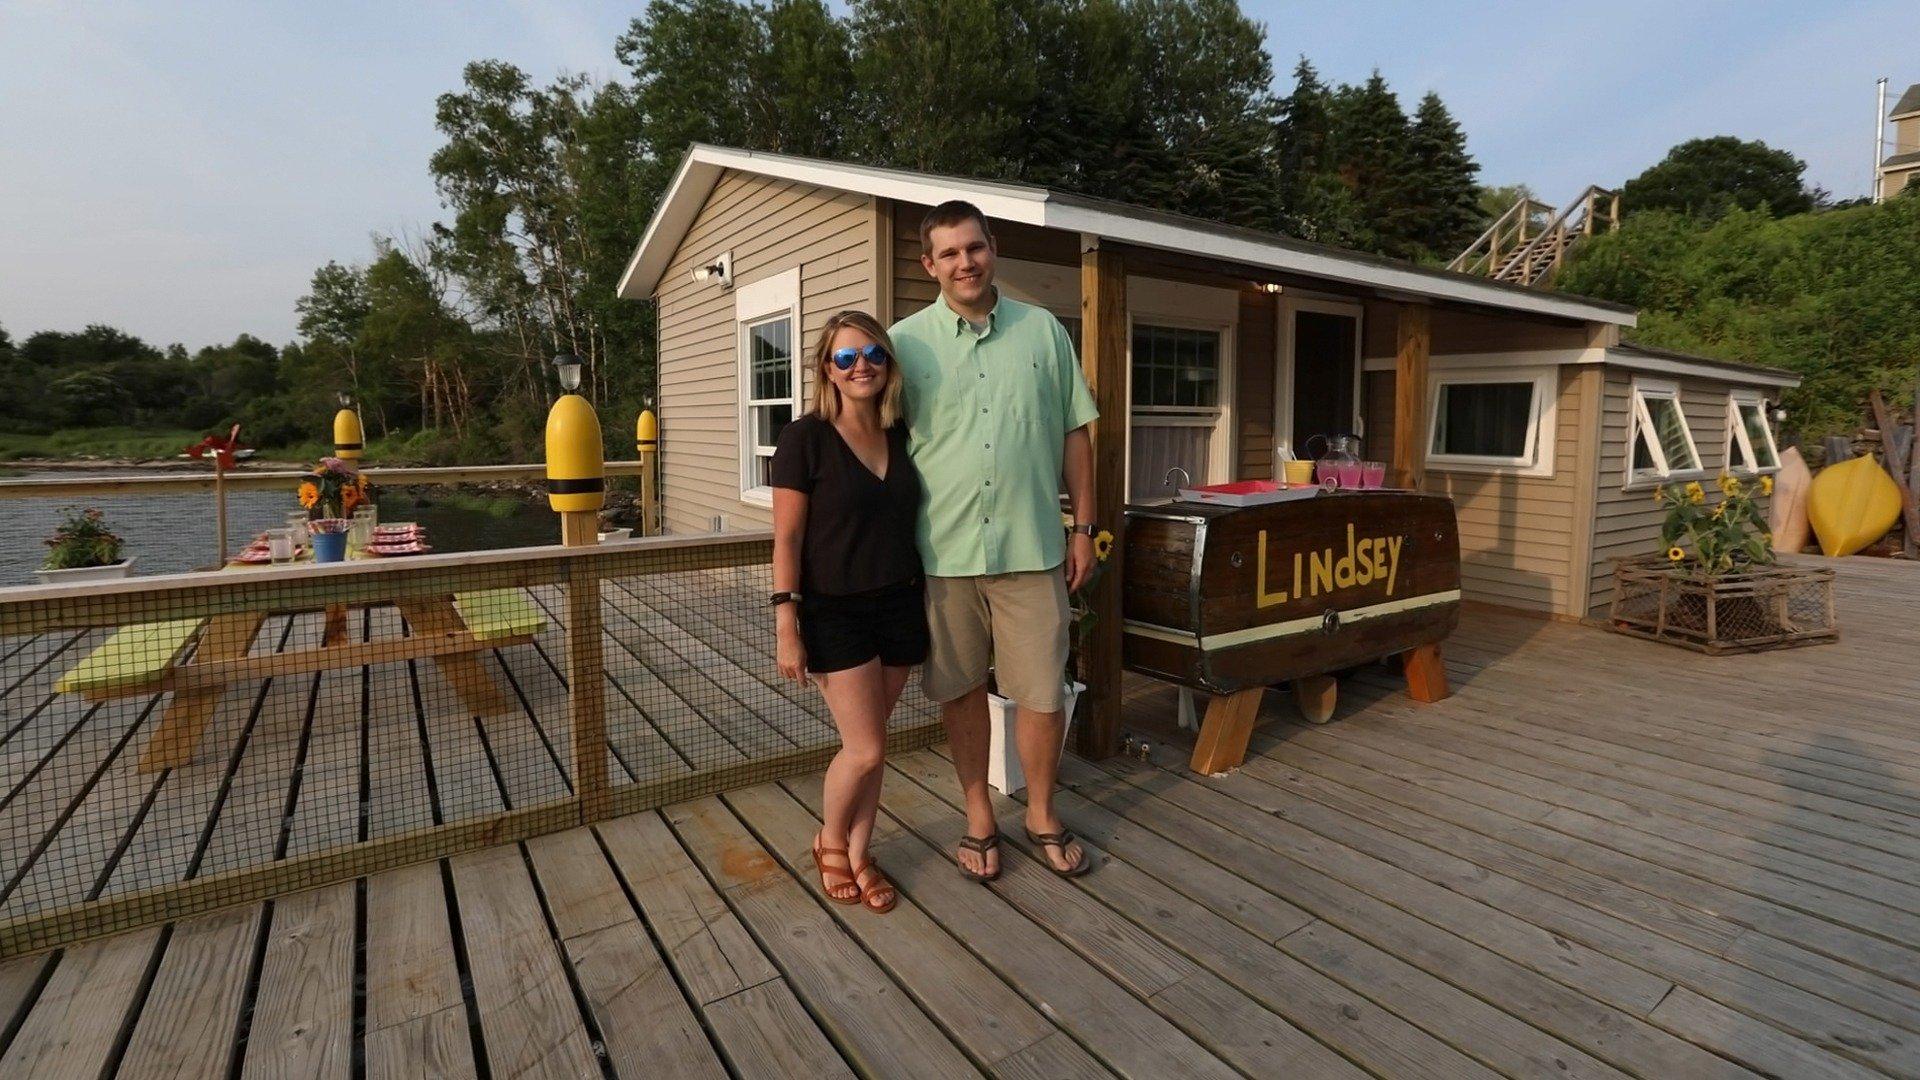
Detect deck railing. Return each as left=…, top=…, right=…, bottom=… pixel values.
left=0, top=532, right=943, bottom=956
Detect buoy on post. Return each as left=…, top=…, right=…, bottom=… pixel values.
left=332, top=391, right=365, bottom=462
left=635, top=408, right=658, bottom=537
left=546, top=354, right=604, bottom=548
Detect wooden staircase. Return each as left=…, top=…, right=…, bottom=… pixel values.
left=1448, top=186, right=1620, bottom=286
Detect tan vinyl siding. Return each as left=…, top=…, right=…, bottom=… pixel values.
left=1423, top=367, right=1587, bottom=615
left=1586, top=368, right=1774, bottom=616
left=653, top=170, right=874, bottom=535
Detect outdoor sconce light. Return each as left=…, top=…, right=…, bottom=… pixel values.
left=332, top=391, right=364, bottom=461
left=546, top=353, right=604, bottom=544
left=1259, top=282, right=1283, bottom=294
left=553, top=352, right=584, bottom=394
left=690, top=251, right=732, bottom=289
left=1771, top=406, right=1789, bottom=424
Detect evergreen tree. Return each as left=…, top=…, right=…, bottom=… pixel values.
left=1406, top=92, right=1481, bottom=258
left=1018, top=0, right=1156, bottom=199
left=847, top=0, right=1041, bottom=174
left=1327, top=72, right=1419, bottom=258
left=1274, top=57, right=1365, bottom=245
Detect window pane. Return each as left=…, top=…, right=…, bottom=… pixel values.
left=1631, top=428, right=1658, bottom=474
left=1645, top=396, right=1697, bottom=470
left=755, top=403, right=792, bottom=448
left=1729, top=427, right=1752, bottom=470
left=1740, top=404, right=1777, bottom=467
left=749, top=318, right=792, bottom=402
left=1130, top=325, right=1219, bottom=408
left=1432, top=381, right=1534, bottom=458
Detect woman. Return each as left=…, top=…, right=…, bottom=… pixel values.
left=770, top=309, right=927, bottom=914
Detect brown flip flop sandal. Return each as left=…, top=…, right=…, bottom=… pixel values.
left=853, top=862, right=897, bottom=913
left=956, top=832, right=1001, bottom=882
left=1024, top=827, right=1093, bottom=877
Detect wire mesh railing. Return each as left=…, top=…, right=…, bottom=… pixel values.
left=0, top=532, right=943, bottom=955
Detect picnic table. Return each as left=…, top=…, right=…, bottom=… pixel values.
left=55, top=538, right=547, bottom=772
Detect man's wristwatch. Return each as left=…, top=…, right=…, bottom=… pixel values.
left=768, top=591, right=802, bottom=608
left=1070, top=523, right=1097, bottom=537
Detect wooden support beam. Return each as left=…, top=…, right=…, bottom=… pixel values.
left=1392, top=305, right=1431, bottom=490
left=1189, top=688, right=1264, bottom=775
left=1077, top=239, right=1127, bottom=760
left=1402, top=643, right=1450, bottom=703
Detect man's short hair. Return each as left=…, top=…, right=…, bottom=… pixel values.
left=919, top=200, right=993, bottom=256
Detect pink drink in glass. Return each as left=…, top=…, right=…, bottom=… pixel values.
left=1361, top=461, right=1386, bottom=488
left=1335, top=461, right=1363, bottom=489
left=1316, top=460, right=1340, bottom=487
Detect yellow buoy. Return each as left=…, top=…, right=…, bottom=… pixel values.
left=1807, top=455, right=1901, bottom=557
left=635, top=409, right=658, bottom=453
left=545, top=394, right=605, bottom=514
left=332, top=408, right=364, bottom=461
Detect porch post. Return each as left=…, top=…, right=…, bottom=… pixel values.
left=1392, top=304, right=1431, bottom=490
left=1077, top=237, right=1127, bottom=759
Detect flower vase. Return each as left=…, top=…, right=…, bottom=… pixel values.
left=312, top=530, right=348, bottom=563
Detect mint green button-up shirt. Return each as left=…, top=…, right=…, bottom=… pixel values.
left=892, top=293, right=1099, bottom=577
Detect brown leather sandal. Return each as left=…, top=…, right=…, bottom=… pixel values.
left=1024, top=826, right=1092, bottom=877
left=812, top=832, right=861, bottom=905
left=853, top=862, right=897, bottom=914
left=956, top=832, right=1001, bottom=883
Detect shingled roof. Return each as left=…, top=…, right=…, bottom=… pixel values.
left=1892, top=83, right=1920, bottom=120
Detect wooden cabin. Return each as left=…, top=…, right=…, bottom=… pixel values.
left=617, top=145, right=1799, bottom=620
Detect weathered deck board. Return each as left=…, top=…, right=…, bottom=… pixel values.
left=2, top=554, right=1917, bottom=1079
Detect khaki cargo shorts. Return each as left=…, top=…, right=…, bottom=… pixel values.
left=922, top=569, right=1071, bottom=712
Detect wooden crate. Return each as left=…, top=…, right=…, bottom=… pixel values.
left=1608, top=557, right=1837, bottom=654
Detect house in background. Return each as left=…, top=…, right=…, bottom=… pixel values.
left=618, top=145, right=1797, bottom=621
left=1881, top=83, right=1920, bottom=199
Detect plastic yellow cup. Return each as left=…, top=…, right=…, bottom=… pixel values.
left=1282, top=460, right=1315, bottom=486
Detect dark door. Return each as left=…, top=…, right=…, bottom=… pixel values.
left=1290, top=309, right=1359, bottom=456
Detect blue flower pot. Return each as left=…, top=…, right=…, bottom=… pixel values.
left=312, top=531, right=347, bottom=563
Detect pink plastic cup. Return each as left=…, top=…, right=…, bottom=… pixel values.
left=1335, top=461, right=1363, bottom=490
left=1316, top=460, right=1340, bottom=488
left=1361, top=461, right=1386, bottom=488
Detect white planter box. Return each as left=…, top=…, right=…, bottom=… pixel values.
left=987, top=680, right=1085, bottom=795
left=35, top=558, right=136, bottom=584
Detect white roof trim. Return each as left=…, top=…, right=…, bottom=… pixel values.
left=618, top=145, right=1638, bottom=329
left=1359, top=345, right=1800, bottom=389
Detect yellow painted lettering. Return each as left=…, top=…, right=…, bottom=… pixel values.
left=1334, top=523, right=1357, bottom=589
left=1370, top=538, right=1388, bottom=584
left=1293, top=551, right=1303, bottom=598
left=1255, top=530, right=1287, bottom=608
left=1385, top=535, right=1404, bottom=595
left=1355, top=536, right=1375, bottom=586
left=1310, top=549, right=1334, bottom=595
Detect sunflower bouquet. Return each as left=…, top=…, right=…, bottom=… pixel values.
left=1653, top=472, right=1774, bottom=578
left=1061, top=514, right=1118, bottom=681
left=297, top=457, right=373, bottom=532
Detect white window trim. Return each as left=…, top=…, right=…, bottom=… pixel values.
left=1127, top=311, right=1236, bottom=495
left=735, top=268, right=803, bottom=507
left=1273, top=294, right=1365, bottom=456
left=1424, top=366, right=1559, bottom=478
left=1623, top=376, right=1705, bottom=489
left=1724, top=390, right=1781, bottom=476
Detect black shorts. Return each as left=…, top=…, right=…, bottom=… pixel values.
left=800, top=578, right=930, bottom=674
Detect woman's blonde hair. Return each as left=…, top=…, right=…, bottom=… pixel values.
left=810, top=310, right=905, bottom=427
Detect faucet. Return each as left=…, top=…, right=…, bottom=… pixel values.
left=1164, top=466, right=1191, bottom=492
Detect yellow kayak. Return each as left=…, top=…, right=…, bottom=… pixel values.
left=1807, top=455, right=1902, bottom=557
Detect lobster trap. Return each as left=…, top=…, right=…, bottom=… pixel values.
left=1608, top=557, right=1837, bottom=654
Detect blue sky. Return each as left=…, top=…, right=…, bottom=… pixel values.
left=1, top=0, right=1914, bottom=349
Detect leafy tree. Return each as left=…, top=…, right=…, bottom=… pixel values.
left=1622, top=136, right=1817, bottom=220
left=848, top=0, right=1040, bottom=174
left=1561, top=197, right=1920, bottom=440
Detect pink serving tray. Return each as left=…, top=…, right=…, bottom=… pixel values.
left=1176, top=480, right=1324, bottom=507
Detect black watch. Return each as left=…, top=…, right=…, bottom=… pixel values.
left=1070, top=523, right=1097, bottom=537
left=768, top=591, right=802, bottom=608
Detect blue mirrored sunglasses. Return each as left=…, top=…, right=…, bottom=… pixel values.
left=830, top=344, right=891, bottom=370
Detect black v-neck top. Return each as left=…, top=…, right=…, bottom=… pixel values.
left=770, top=414, right=923, bottom=596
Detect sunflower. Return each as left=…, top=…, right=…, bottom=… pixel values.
left=1711, top=503, right=1725, bottom=519
left=1684, top=481, right=1705, bottom=504
left=1715, top=472, right=1734, bottom=494
left=1724, top=476, right=1744, bottom=498
left=1667, top=546, right=1686, bottom=563
left=342, top=485, right=361, bottom=513
left=298, top=481, right=319, bottom=509
left=1092, top=529, right=1115, bottom=561
left=1759, top=475, right=1774, bottom=496
left=1650, top=485, right=1665, bottom=503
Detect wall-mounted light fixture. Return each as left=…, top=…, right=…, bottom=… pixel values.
left=691, top=251, right=733, bottom=289
left=1259, top=282, right=1283, bottom=294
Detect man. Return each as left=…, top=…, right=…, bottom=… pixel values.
left=891, top=200, right=1097, bottom=878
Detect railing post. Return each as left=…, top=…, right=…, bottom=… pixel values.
left=1077, top=236, right=1127, bottom=760
left=1392, top=304, right=1431, bottom=490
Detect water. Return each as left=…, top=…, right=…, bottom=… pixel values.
left=1, top=469, right=558, bottom=586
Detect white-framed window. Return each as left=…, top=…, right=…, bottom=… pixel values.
left=1724, top=390, right=1780, bottom=475
left=1131, top=323, right=1222, bottom=409
left=1625, top=377, right=1702, bottom=486
left=1425, top=367, right=1558, bottom=477
left=734, top=269, right=802, bottom=505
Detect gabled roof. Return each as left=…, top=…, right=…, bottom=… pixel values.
left=619, top=144, right=1638, bottom=328
left=1881, top=149, right=1920, bottom=170
left=1612, top=341, right=1799, bottom=389
left=1891, top=83, right=1920, bottom=121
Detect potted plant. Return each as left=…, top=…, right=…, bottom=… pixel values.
left=1610, top=473, right=1836, bottom=653
left=299, top=457, right=371, bottom=563
left=986, top=520, right=1113, bottom=794
left=37, top=507, right=135, bottom=583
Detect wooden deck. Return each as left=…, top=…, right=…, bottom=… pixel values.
left=4, top=554, right=1919, bottom=1078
